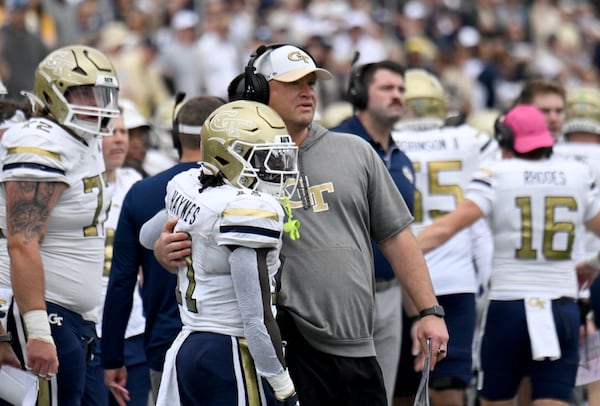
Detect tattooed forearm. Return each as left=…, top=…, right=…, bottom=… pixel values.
left=6, top=181, right=62, bottom=242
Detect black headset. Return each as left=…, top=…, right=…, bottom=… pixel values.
left=242, top=43, right=318, bottom=105
left=171, top=91, right=186, bottom=157
left=228, top=72, right=246, bottom=102
left=347, top=62, right=374, bottom=110
left=243, top=44, right=284, bottom=104
left=493, top=110, right=515, bottom=151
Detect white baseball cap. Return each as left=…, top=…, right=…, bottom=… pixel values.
left=255, top=45, right=332, bottom=83
left=119, top=99, right=150, bottom=130
left=171, top=10, right=198, bottom=31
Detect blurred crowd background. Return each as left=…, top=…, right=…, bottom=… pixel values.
left=2, top=0, right=600, bottom=131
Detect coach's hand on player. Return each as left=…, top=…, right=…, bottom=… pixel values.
left=153, top=217, right=191, bottom=273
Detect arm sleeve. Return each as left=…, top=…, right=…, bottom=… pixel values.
left=229, top=246, right=294, bottom=399
left=229, top=246, right=285, bottom=376
left=139, top=209, right=168, bottom=250
left=469, top=218, right=493, bottom=292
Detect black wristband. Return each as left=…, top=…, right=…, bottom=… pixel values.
left=419, top=305, right=445, bottom=319
left=0, top=332, right=11, bottom=343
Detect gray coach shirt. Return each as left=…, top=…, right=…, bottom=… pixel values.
left=278, top=124, right=413, bottom=358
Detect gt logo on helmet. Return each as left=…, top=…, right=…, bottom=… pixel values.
left=208, top=110, right=254, bottom=138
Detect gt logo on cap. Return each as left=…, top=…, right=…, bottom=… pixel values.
left=288, top=51, right=309, bottom=64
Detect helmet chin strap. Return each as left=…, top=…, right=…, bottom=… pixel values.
left=20, top=91, right=45, bottom=114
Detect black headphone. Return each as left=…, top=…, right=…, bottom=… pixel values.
left=493, top=110, right=515, bottom=151
left=242, top=43, right=318, bottom=105
left=171, top=91, right=186, bottom=157
left=228, top=72, right=246, bottom=102
left=347, top=62, right=374, bottom=110
left=243, top=44, right=283, bottom=104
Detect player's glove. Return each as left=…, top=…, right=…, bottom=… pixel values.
left=277, top=391, right=299, bottom=406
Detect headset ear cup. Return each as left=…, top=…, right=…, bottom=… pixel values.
left=244, top=70, right=270, bottom=104
left=347, top=64, right=369, bottom=110
left=347, top=73, right=363, bottom=109
left=494, top=115, right=514, bottom=150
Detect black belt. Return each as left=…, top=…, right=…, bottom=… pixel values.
left=375, top=278, right=399, bottom=292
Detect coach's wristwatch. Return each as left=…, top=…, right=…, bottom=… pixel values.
left=0, top=332, right=11, bottom=344
left=418, top=305, right=445, bottom=319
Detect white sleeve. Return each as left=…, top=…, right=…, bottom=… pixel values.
left=469, top=218, right=493, bottom=293
left=139, top=209, right=169, bottom=250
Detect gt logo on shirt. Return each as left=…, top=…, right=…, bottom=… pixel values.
left=48, top=313, right=64, bottom=326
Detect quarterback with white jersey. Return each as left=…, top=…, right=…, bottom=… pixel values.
left=418, top=104, right=600, bottom=404
left=394, top=123, right=496, bottom=294
left=392, top=69, right=496, bottom=403
left=554, top=87, right=600, bottom=259
left=0, top=118, right=110, bottom=310
left=555, top=87, right=600, bottom=401
left=0, top=45, right=120, bottom=405
left=141, top=100, right=301, bottom=406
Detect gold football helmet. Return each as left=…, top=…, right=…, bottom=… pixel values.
left=201, top=100, right=299, bottom=199
left=396, top=68, right=446, bottom=131
left=563, top=87, right=600, bottom=136
left=33, top=45, right=119, bottom=139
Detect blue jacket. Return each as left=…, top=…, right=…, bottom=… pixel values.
left=101, top=162, right=199, bottom=371
left=332, top=116, right=415, bottom=280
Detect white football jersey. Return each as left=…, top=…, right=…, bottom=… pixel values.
left=466, top=157, right=600, bottom=300
left=164, top=169, right=284, bottom=336
left=553, top=142, right=600, bottom=258
left=95, top=167, right=145, bottom=338
left=393, top=124, right=497, bottom=294
left=0, top=118, right=111, bottom=314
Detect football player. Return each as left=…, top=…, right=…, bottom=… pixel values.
left=82, top=104, right=149, bottom=405
left=417, top=104, right=600, bottom=405
left=554, top=87, right=600, bottom=404
left=392, top=69, right=497, bottom=406
left=516, top=78, right=566, bottom=141
left=140, top=100, right=300, bottom=405
left=0, top=45, right=119, bottom=405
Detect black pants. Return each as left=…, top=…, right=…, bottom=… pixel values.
left=278, top=310, right=388, bottom=406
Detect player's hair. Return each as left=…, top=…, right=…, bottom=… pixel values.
left=516, top=78, right=566, bottom=104
left=198, top=171, right=225, bottom=192
left=515, top=148, right=553, bottom=159
left=347, top=60, right=405, bottom=110
left=176, top=96, right=225, bottom=151
left=0, top=98, right=30, bottom=121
